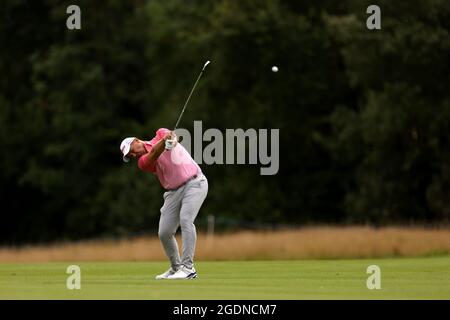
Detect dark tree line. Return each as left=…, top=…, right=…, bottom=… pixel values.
left=0, top=0, right=449, bottom=244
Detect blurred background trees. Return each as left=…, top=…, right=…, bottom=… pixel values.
left=0, top=0, right=449, bottom=244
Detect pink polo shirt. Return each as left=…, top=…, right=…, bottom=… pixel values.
left=138, top=128, right=200, bottom=190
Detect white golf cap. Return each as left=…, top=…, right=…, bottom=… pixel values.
left=120, top=137, right=135, bottom=163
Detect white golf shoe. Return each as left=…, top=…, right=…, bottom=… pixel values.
left=155, top=267, right=178, bottom=280
left=167, top=266, right=197, bottom=280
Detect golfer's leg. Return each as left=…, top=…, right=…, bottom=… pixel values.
left=158, top=190, right=182, bottom=270
left=179, top=176, right=208, bottom=269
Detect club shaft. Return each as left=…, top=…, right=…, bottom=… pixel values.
left=173, top=68, right=206, bottom=131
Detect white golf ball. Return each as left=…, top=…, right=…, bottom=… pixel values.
left=272, top=66, right=278, bottom=72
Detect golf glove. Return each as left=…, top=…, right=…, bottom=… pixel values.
left=165, top=135, right=177, bottom=150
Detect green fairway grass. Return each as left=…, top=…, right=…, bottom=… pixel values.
left=0, top=257, right=449, bottom=299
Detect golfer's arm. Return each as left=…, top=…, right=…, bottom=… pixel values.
left=146, top=139, right=166, bottom=164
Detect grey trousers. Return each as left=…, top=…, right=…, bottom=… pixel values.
left=158, top=173, right=208, bottom=270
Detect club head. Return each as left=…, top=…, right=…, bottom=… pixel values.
left=202, top=60, right=211, bottom=71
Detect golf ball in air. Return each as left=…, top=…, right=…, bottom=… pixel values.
left=272, top=66, right=278, bottom=72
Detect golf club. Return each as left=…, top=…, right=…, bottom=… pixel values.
left=167, top=60, right=210, bottom=147
left=173, top=60, right=210, bottom=131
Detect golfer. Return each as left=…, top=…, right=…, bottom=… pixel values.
left=120, top=128, right=208, bottom=279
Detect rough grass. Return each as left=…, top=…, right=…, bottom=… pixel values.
left=1, top=226, right=449, bottom=262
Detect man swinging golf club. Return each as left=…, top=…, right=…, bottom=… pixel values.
left=120, top=61, right=210, bottom=280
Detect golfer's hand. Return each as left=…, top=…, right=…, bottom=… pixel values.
left=164, top=131, right=177, bottom=150
left=163, top=131, right=176, bottom=141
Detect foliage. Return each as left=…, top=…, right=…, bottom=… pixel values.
left=0, top=0, right=448, bottom=244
